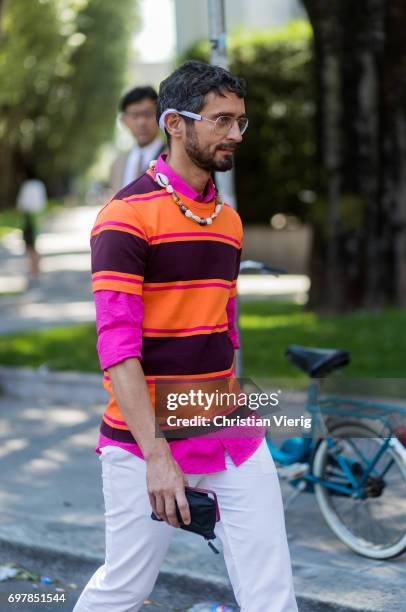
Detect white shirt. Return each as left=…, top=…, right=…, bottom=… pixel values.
left=16, top=179, right=47, bottom=214
left=122, top=136, right=164, bottom=187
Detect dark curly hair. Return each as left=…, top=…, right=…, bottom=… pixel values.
left=157, top=60, right=246, bottom=144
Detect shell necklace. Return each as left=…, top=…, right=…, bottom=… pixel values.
left=149, top=160, right=223, bottom=226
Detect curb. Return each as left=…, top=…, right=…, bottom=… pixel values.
left=0, top=538, right=372, bottom=612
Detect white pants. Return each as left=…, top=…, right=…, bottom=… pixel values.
left=73, top=439, right=298, bottom=612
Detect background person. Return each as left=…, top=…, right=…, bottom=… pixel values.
left=109, top=85, right=166, bottom=193
left=16, top=173, right=47, bottom=288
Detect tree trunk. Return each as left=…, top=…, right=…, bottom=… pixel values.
left=303, top=0, right=406, bottom=311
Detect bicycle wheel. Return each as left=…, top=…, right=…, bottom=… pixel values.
left=313, top=421, right=406, bottom=559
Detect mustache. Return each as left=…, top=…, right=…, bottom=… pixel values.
left=215, top=144, right=237, bottom=152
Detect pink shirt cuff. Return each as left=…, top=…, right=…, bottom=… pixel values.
left=226, top=295, right=240, bottom=349
left=94, top=290, right=144, bottom=370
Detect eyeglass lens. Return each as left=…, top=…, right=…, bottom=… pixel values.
left=215, top=116, right=248, bottom=135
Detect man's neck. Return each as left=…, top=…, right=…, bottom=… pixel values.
left=166, top=149, right=210, bottom=194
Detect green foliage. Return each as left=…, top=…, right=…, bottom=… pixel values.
left=179, top=21, right=316, bottom=223
left=0, top=0, right=138, bottom=204
left=0, top=301, right=404, bottom=378
left=241, top=301, right=406, bottom=379
left=0, top=323, right=99, bottom=371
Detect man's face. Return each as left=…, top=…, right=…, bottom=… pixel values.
left=184, top=91, right=246, bottom=172
left=122, top=98, right=159, bottom=147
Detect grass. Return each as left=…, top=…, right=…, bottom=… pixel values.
left=0, top=324, right=99, bottom=372
left=240, top=301, right=406, bottom=379
left=0, top=199, right=64, bottom=238
left=0, top=301, right=405, bottom=378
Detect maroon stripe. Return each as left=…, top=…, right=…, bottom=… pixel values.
left=91, top=230, right=148, bottom=276
left=100, top=420, right=184, bottom=442
left=114, top=173, right=159, bottom=200
left=141, top=332, right=234, bottom=376
left=144, top=241, right=240, bottom=283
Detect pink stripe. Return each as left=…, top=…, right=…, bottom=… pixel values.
left=104, top=415, right=127, bottom=426
left=93, top=220, right=146, bottom=238
left=125, top=192, right=170, bottom=203
left=93, top=274, right=142, bottom=284
left=145, top=370, right=233, bottom=384
left=143, top=282, right=231, bottom=291
left=143, top=323, right=228, bottom=333
left=149, top=231, right=241, bottom=246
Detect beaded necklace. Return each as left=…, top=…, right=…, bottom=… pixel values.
left=149, top=160, right=223, bottom=226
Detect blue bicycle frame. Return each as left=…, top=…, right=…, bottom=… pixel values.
left=266, top=381, right=406, bottom=498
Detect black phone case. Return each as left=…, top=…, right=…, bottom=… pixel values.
left=151, top=487, right=219, bottom=541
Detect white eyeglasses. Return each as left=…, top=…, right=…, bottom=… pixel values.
left=159, top=108, right=249, bottom=136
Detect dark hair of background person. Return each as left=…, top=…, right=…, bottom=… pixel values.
left=119, top=85, right=158, bottom=112
left=157, top=60, right=246, bottom=145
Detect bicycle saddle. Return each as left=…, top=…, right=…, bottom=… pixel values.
left=285, top=345, right=350, bottom=378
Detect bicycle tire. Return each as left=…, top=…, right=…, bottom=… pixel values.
left=313, top=421, right=406, bottom=559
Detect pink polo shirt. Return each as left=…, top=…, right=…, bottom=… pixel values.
left=94, top=155, right=265, bottom=473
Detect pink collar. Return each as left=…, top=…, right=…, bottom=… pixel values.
left=155, top=154, right=216, bottom=203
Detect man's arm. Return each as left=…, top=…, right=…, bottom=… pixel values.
left=108, top=357, right=191, bottom=528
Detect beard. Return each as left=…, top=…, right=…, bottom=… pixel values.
left=184, top=124, right=235, bottom=172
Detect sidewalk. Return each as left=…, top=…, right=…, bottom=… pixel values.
left=0, top=370, right=405, bottom=611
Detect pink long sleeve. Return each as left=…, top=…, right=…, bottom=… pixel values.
left=94, top=290, right=144, bottom=370
left=226, top=295, right=240, bottom=349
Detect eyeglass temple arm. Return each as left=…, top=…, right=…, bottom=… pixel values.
left=159, top=109, right=202, bottom=131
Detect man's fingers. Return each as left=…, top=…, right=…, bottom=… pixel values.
left=155, top=493, right=168, bottom=522
left=148, top=493, right=158, bottom=517
left=176, top=489, right=191, bottom=525
left=164, top=494, right=180, bottom=528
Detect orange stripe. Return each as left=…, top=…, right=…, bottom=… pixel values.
left=103, top=414, right=129, bottom=430
left=143, top=286, right=229, bottom=329
left=92, top=279, right=142, bottom=294
left=102, top=367, right=235, bottom=424
left=91, top=224, right=146, bottom=240
left=148, top=234, right=241, bottom=248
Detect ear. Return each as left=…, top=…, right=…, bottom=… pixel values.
left=164, top=112, right=184, bottom=140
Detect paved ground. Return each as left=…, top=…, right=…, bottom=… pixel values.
left=0, top=541, right=350, bottom=612
left=0, top=392, right=404, bottom=611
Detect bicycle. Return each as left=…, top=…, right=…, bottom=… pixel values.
left=265, top=344, right=406, bottom=560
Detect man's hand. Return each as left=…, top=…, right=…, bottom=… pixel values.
left=146, top=450, right=191, bottom=528
left=107, top=358, right=191, bottom=528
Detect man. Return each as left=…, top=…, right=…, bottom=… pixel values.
left=74, top=61, right=298, bottom=612
left=109, top=85, right=166, bottom=193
